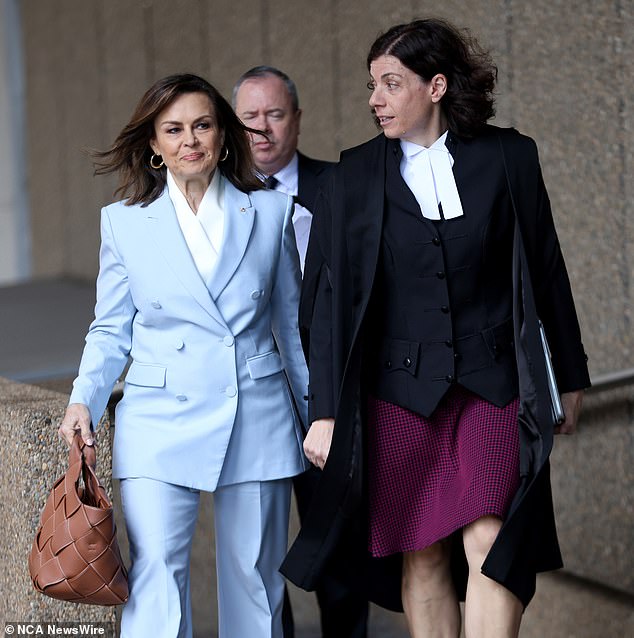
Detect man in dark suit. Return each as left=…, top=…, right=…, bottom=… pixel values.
left=233, top=66, right=369, bottom=638
left=233, top=66, right=331, bottom=275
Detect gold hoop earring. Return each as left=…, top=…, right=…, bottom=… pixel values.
left=150, top=154, right=164, bottom=169
left=219, top=147, right=229, bottom=162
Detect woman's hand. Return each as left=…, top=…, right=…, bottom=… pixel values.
left=555, top=390, right=584, bottom=435
left=303, top=418, right=335, bottom=470
left=58, top=403, right=93, bottom=447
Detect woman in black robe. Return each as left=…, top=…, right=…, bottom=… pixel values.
left=283, top=18, right=590, bottom=638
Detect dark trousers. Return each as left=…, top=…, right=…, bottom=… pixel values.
left=282, top=468, right=369, bottom=638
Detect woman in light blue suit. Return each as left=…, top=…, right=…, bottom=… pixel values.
left=59, top=74, right=309, bottom=638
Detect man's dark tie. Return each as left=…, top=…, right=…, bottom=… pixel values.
left=264, top=175, right=279, bottom=189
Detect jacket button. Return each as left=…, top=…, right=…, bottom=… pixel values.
left=250, top=290, right=262, bottom=300
left=223, top=335, right=234, bottom=347
left=403, top=357, right=412, bottom=367
left=445, top=375, right=454, bottom=384
left=176, top=394, right=187, bottom=401
left=441, top=305, right=450, bottom=314
left=436, top=271, right=445, bottom=279
left=385, top=360, right=392, bottom=369
left=432, top=237, right=441, bottom=246
left=445, top=340, right=453, bottom=348
left=175, top=339, right=185, bottom=350
left=226, top=386, right=237, bottom=398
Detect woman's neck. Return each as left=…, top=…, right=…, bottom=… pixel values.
left=407, top=110, right=449, bottom=148
left=172, top=171, right=214, bottom=213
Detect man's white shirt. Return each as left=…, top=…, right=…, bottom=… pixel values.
left=264, top=153, right=312, bottom=275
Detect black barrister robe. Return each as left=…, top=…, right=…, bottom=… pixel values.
left=281, top=125, right=590, bottom=609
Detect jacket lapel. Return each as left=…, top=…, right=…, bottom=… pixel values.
left=144, top=190, right=227, bottom=328
left=207, top=179, right=255, bottom=300
left=343, top=136, right=386, bottom=281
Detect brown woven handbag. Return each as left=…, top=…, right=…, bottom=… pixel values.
left=28, top=434, right=129, bottom=605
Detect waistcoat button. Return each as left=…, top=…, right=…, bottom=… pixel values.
left=441, top=305, right=450, bottom=314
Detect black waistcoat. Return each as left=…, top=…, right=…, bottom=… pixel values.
left=364, top=141, right=519, bottom=417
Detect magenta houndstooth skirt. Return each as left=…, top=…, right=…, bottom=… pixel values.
left=367, top=385, right=520, bottom=557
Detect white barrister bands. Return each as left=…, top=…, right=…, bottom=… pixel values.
left=400, top=131, right=464, bottom=220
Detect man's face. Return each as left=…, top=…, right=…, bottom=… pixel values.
left=235, top=75, right=301, bottom=175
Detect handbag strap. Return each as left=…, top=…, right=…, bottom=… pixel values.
left=65, top=434, right=111, bottom=510
left=69, top=431, right=96, bottom=468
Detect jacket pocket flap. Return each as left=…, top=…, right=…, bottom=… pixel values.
left=125, top=362, right=167, bottom=388
left=246, top=351, right=283, bottom=380
left=380, top=339, right=420, bottom=376
left=482, top=317, right=514, bottom=358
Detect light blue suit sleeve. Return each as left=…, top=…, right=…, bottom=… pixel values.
left=271, top=195, right=309, bottom=429
left=69, top=207, right=136, bottom=427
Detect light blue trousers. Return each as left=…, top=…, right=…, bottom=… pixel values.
left=119, top=477, right=292, bottom=638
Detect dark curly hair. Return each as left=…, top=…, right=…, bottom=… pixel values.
left=93, top=73, right=263, bottom=206
left=367, top=18, right=497, bottom=138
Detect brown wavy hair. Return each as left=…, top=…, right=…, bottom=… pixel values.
left=367, top=18, right=497, bottom=138
left=93, top=73, right=264, bottom=206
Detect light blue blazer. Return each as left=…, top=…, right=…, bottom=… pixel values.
left=69, top=177, right=309, bottom=491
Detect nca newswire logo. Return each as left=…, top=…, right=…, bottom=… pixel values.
left=5, top=623, right=115, bottom=636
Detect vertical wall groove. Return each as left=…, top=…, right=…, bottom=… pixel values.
left=261, top=0, right=271, bottom=62
left=614, top=0, right=630, bottom=337
left=504, top=0, right=515, bottom=126
left=93, top=1, right=110, bottom=205
left=198, top=0, right=210, bottom=75
left=143, top=5, right=155, bottom=84
left=329, top=0, right=342, bottom=155
left=55, top=7, right=71, bottom=274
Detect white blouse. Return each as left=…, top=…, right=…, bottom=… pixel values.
left=167, top=168, right=225, bottom=284
left=261, top=153, right=312, bottom=275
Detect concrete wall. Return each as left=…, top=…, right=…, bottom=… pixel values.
left=20, top=0, right=633, bottom=383
left=0, top=378, right=116, bottom=630
left=0, top=0, right=30, bottom=283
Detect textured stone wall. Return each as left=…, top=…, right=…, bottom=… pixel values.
left=21, top=0, right=633, bottom=381
left=0, top=378, right=117, bottom=629
left=550, top=387, right=634, bottom=594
